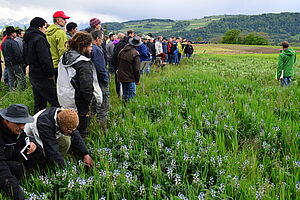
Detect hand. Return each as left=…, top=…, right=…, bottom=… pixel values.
left=27, top=142, right=37, bottom=154
left=136, top=82, right=140, bottom=85
left=83, top=154, right=94, bottom=168
left=49, top=76, right=55, bottom=80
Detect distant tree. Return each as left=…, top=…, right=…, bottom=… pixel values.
left=196, top=36, right=203, bottom=41
left=243, top=32, right=270, bottom=45
left=221, top=29, right=241, bottom=44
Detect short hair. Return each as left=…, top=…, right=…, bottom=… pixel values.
left=66, top=22, right=77, bottom=32
left=30, top=17, right=47, bottom=29
left=282, top=41, right=289, bottom=48
left=57, top=109, right=79, bottom=130
left=127, top=30, right=134, bottom=36
left=68, top=31, right=92, bottom=53
left=91, top=29, right=103, bottom=41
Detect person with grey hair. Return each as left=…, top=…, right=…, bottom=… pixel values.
left=90, top=30, right=110, bottom=132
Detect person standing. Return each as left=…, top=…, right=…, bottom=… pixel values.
left=46, top=11, right=70, bottom=81
left=118, top=36, right=142, bottom=102
left=184, top=40, right=194, bottom=58
left=277, top=41, right=297, bottom=86
left=106, top=32, right=115, bottom=74
left=57, top=32, right=102, bottom=138
left=91, top=30, right=110, bottom=132
left=66, top=22, right=78, bottom=39
left=23, top=17, right=60, bottom=114
left=0, top=104, right=42, bottom=200
left=2, top=26, right=26, bottom=91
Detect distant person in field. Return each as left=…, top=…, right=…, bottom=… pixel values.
left=46, top=11, right=70, bottom=81
left=106, top=32, right=116, bottom=73
left=91, top=30, right=110, bottom=132
left=0, top=31, right=9, bottom=86
left=277, top=41, right=297, bottom=86
left=167, top=37, right=174, bottom=64
left=117, top=36, right=142, bottom=102
left=2, top=26, right=26, bottom=91
left=66, top=22, right=78, bottom=39
left=137, top=35, right=151, bottom=73
left=25, top=108, right=94, bottom=168
left=0, top=104, right=42, bottom=200
left=184, top=40, right=194, bottom=58
left=57, top=32, right=102, bottom=138
left=23, top=17, right=60, bottom=114
left=155, top=36, right=166, bottom=65
left=15, top=29, right=27, bottom=74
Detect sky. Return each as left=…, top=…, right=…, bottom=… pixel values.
left=0, top=0, right=300, bottom=23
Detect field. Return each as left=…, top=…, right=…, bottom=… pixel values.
left=0, top=45, right=299, bottom=199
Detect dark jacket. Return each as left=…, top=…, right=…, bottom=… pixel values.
left=137, top=43, right=151, bottom=62
left=2, top=38, right=23, bottom=66
left=184, top=44, right=194, bottom=55
left=92, top=44, right=109, bottom=84
left=118, top=44, right=140, bottom=83
left=23, top=27, right=54, bottom=78
left=0, top=118, right=26, bottom=200
left=111, top=38, right=128, bottom=69
left=147, top=42, right=156, bottom=57
left=35, top=107, right=89, bottom=166
left=61, top=50, right=94, bottom=108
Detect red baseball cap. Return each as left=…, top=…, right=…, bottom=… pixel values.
left=53, top=11, right=70, bottom=19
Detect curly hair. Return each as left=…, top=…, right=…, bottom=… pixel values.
left=57, top=109, right=79, bottom=130
left=67, top=31, right=92, bottom=53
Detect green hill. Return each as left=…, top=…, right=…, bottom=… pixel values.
left=103, top=13, right=300, bottom=45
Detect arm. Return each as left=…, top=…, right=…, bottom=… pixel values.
left=277, top=55, right=283, bottom=80
left=37, top=118, right=65, bottom=166
left=78, top=61, right=94, bottom=104
left=11, top=41, right=23, bottom=64
left=36, top=38, right=54, bottom=78
left=133, top=55, right=141, bottom=83
left=56, top=30, right=68, bottom=59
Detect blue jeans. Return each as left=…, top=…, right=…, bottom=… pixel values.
left=122, top=82, right=136, bottom=102
left=186, top=53, right=192, bottom=58
left=7, top=65, right=26, bottom=91
left=280, top=77, right=292, bottom=87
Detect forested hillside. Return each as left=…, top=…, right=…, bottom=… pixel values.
left=104, top=13, right=300, bottom=45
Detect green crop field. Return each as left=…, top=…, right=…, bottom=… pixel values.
left=0, top=46, right=299, bottom=199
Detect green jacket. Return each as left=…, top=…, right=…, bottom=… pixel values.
left=277, top=48, right=297, bottom=79
left=46, top=24, right=68, bottom=68
left=177, top=42, right=184, bottom=55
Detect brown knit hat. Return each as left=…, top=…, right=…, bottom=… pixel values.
left=57, top=109, right=79, bottom=130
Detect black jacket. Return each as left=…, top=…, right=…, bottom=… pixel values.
left=36, top=107, right=89, bottom=167
left=184, top=44, right=194, bottom=54
left=0, top=118, right=27, bottom=200
left=111, top=38, right=128, bottom=69
left=2, top=38, right=23, bottom=66
left=23, top=27, right=54, bottom=78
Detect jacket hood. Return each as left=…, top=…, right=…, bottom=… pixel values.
left=23, top=27, right=45, bottom=42
left=46, top=24, right=64, bottom=37
left=282, top=48, right=296, bottom=56
left=61, top=50, right=90, bottom=67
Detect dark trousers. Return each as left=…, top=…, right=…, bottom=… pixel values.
left=30, top=76, right=60, bottom=114
left=115, top=71, right=121, bottom=96
left=76, top=98, right=92, bottom=138
left=2, top=147, right=43, bottom=200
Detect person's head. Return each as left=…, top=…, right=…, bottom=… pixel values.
left=282, top=41, right=289, bottom=49
left=66, top=22, right=78, bottom=36
left=128, top=36, right=142, bottom=47
left=127, top=30, right=135, bottom=38
left=91, top=29, right=104, bottom=46
left=68, top=31, right=93, bottom=56
left=5, top=26, right=17, bottom=38
left=90, top=18, right=101, bottom=30
left=157, top=36, right=163, bottom=41
left=0, top=104, right=34, bottom=134
left=17, top=29, right=25, bottom=38
left=117, top=32, right=125, bottom=39
left=109, top=32, right=114, bottom=41
left=30, top=17, right=48, bottom=33
left=188, top=40, right=192, bottom=45
left=53, top=11, right=70, bottom=27
left=141, top=35, right=150, bottom=43
left=57, top=109, right=79, bottom=135
left=168, top=37, right=173, bottom=42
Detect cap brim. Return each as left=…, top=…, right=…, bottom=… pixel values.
left=62, top=16, right=70, bottom=19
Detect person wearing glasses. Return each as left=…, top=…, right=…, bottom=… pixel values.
left=24, top=108, right=94, bottom=168
left=46, top=11, right=70, bottom=81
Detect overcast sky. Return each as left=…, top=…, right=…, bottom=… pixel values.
left=0, top=0, right=299, bottom=22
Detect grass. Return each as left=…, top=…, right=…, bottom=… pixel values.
left=0, top=49, right=299, bottom=199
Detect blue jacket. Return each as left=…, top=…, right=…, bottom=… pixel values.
left=92, top=44, right=109, bottom=84
left=137, top=43, right=150, bottom=61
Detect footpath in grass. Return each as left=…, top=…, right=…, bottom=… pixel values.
left=0, top=54, right=299, bottom=199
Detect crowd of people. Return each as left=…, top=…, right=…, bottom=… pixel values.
left=0, top=10, right=195, bottom=200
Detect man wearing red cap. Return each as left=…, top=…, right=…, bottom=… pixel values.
left=46, top=11, right=70, bottom=81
